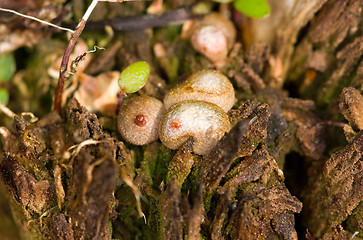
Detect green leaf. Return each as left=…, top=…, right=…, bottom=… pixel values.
left=118, top=61, right=150, bottom=93
left=0, top=88, right=9, bottom=105
left=212, top=0, right=234, bottom=3
left=0, top=53, right=16, bottom=83
left=234, top=0, right=270, bottom=19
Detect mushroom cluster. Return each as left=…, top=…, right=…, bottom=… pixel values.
left=117, top=69, right=235, bottom=155
left=159, top=100, right=230, bottom=155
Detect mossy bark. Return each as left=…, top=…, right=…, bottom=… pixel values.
left=0, top=0, right=362, bottom=239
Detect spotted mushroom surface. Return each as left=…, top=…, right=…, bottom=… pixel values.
left=159, top=100, right=231, bottom=155
left=163, top=69, right=235, bottom=112
left=117, top=96, right=165, bottom=145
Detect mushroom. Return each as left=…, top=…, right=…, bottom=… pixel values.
left=118, top=96, right=165, bottom=145
left=159, top=100, right=231, bottom=155
left=189, top=13, right=236, bottom=67
left=163, top=69, right=235, bottom=112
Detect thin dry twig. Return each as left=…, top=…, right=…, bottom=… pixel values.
left=53, top=18, right=88, bottom=114
left=0, top=102, right=16, bottom=119
left=83, top=156, right=108, bottom=204
left=61, top=139, right=106, bottom=169
left=61, top=46, right=105, bottom=104
left=350, top=231, right=360, bottom=240
left=120, top=166, right=146, bottom=220
left=0, top=127, right=10, bottom=140
left=85, top=4, right=200, bottom=31
left=53, top=0, right=105, bottom=113
left=53, top=0, right=135, bottom=114
left=66, top=139, right=105, bottom=158
left=99, top=0, right=146, bottom=2
left=20, top=112, right=39, bottom=123
left=0, top=7, right=74, bottom=33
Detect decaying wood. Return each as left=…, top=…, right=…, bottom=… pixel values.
left=288, top=0, right=363, bottom=105
left=0, top=99, right=119, bottom=239
left=1, top=0, right=363, bottom=239
left=339, top=87, right=363, bottom=130
left=303, top=115, right=363, bottom=238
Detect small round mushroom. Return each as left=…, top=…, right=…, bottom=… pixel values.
left=189, top=13, right=236, bottom=66
left=191, top=25, right=228, bottom=65
left=199, top=14, right=236, bottom=48
left=118, top=96, right=165, bottom=145
left=163, top=69, right=235, bottom=112
left=159, top=100, right=231, bottom=155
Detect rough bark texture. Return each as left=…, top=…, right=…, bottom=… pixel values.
left=0, top=0, right=363, bottom=239
left=288, top=0, right=363, bottom=105
left=286, top=0, right=363, bottom=238
left=0, top=100, right=118, bottom=239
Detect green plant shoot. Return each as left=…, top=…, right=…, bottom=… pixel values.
left=0, top=88, right=9, bottom=105
left=118, top=61, right=150, bottom=93
left=212, top=0, right=234, bottom=3
left=0, top=53, right=16, bottom=83
left=234, top=0, right=270, bottom=19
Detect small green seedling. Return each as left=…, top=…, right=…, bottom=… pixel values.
left=213, top=0, right=233, bottom=2
left=118, top=61, right=151, bottom=93
left=212, top=0, right=270, bottom=19
left=0, top=53, right=15, bottom=106
left=0, top=53, right=16, bottom=83
left=0, top=88, right=9, bottom=105
left=234, top=0, right=270, bottom=18
left=116, top=61, right=151, bottom=115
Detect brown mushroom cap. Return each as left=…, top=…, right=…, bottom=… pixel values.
left=163, top=69, right=235, bottom=112
left=189, top=13, right=236, bottom=65
left=118, top=96, right=165, bottom=145
left=199, top=13, right=236, bottom=49
left=191, top=25, right=228, bottom=64
left=159, top=100, right=231, bottom=155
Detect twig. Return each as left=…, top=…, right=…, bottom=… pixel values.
left=120, top=166, right=146, bottom=220
left=87, top=46, right=106, bottom=53
left=350, top=231, right=359, bottom=240
left=83, top=5, right=200, bottom=31
left=61, top=139, right=106, bottom=169
left=82, top=0, right=99, bottom=23
left=53, top=18, right=87, bottom=114
left=0, top=127, right=10, bottom=140
left=0, top=102, right=16, bottom=119
left=322, top=120, right=347, bottom=128
left=98, top=0, right=146, bottom=2
left=0, top=7, right=74, bottom=33
left=20, top=112, right=39, bottom=123
left=53, top=0, right=140, bottom=114
left=53, top=0, right=101, bottom=113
